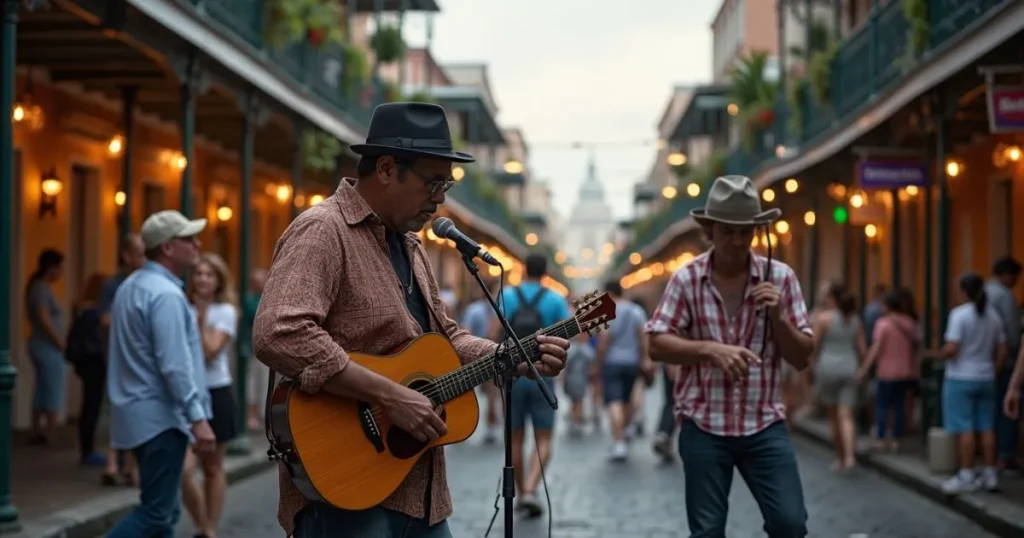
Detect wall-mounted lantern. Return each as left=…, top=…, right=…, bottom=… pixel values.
left=39, top=167, right=63, bottom=218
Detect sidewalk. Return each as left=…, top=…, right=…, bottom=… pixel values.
left=5, top=427, right=274, bottom=538
left=792, top=417, right=1024, bottom=537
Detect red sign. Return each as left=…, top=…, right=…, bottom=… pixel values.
left=986, top=86, right=1024, bottom=133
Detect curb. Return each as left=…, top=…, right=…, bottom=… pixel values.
left=14, top=450, right=276, bottom=538
left=792, top=419, right=1024, bottom=538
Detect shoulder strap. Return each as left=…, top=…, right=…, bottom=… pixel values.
left=525, top=286, right=547, bottom=309
left=513, top=287, right=528, bottom=309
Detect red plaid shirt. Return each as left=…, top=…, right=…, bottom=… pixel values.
left=645, top=250, right=812, bottom=437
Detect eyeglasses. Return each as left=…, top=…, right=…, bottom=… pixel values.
left=401, top=165, right=456, bottom=196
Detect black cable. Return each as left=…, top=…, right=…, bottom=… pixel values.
left=760, top=225, right=775, bottom=356
left=483, top=267, right=554, bottom=538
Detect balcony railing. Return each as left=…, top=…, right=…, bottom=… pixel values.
left=612, top=0, right=1007, bottom=276
left=186, top=0, right=383, bottom=130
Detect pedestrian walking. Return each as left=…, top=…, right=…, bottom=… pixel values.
left=105, top=210, right=216, bottom=538
left=646, top=175, right=814, bottom=537
left=182, top=252, right=240, bottom=538
left=938, top=273, right=1006, bottom=494
left=488, top=254, right=571, bottom=517
left=856, top=290, right=920, bottom=453
left=811, top=283, right=864, bottom=472
left=252, top=102, right=568, bottom=538
left=594, top=280, right=651, bottom=462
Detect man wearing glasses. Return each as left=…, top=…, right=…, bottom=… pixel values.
left=253, top=102, right=570, bottom=538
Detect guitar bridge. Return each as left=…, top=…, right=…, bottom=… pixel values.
left=357, top=401, right=385, bottom=453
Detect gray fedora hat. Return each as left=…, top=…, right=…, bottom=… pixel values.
left=690, top=175, right=782, bottom=225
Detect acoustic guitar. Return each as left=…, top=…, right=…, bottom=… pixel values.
left=266, top=291, right=617, bottom=510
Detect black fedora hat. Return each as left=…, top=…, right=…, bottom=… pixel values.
left=349, top=102, right=475, bottom=163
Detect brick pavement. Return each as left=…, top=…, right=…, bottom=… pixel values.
left=174, top=387, right=997, bottom=538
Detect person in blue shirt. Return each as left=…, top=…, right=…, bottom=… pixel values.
left=106, top=210, right=217, bottom=538
left=489, top=254, right=571, bottom=518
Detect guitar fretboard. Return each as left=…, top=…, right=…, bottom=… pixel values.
left=427, top=317, right=583, bottom=405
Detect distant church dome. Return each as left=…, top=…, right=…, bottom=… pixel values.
left=578, top=155, right=604, bottom=201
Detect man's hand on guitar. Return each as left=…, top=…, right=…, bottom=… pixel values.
left=516, top=335, right=571, bottom=379
left=381, top=385, right=447, bottom=442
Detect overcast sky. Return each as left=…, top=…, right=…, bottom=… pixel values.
left=399, top=0, right=719, bottom=222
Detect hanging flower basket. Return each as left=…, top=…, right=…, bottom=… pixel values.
left=370, top=25, right=406, bottom=64
left=263, top=0, right=343, bottom=50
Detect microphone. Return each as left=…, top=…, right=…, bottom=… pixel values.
left=431, top=218, right=501, bottom=266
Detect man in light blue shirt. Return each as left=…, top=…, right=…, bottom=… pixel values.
left=106, top=210, right=216, bottom=538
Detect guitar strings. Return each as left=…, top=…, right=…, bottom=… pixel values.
left=363, top=318, right=585, bottom=422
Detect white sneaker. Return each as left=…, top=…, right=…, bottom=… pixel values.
left=609, top=440, right=628, bottom=462
left=980, top=467, right=999, bottom=492
left=942, top=470, right=980, bottom=494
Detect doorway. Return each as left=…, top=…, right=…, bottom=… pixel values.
left=68, top=164, right=100, bottom=306
left=989, top=176, right=1013, bottom=259
left=143, top=182, right=168, bottom=219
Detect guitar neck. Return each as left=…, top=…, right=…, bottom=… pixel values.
left=430, top=317, right=583, bottom=405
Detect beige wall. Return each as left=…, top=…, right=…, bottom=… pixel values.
left=712, top=0, right=779, bottom=82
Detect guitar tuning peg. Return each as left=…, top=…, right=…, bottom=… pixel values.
left=602, top=322, right=610, bottom=331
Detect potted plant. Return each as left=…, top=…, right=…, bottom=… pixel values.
left=302, top=130, right=342, bottom=172
left=340, top=43, right=370, bottom=95
left=729, top=52, right=779, bottom=151
left=370, top=25, right=406, bottom=64
left=903, top=0, right=929, bottom=58
left=808, top=42, right=839, bottom=108
left=264, top=0, right=343, bottom=50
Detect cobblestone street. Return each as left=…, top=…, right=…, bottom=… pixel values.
left=173, top=390, right=996, bottom=538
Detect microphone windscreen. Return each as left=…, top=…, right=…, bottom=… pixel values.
left=432, top=217, right=454, bottom=237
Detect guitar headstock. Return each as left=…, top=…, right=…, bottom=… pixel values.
left=572, top=291, right=617, bottom=336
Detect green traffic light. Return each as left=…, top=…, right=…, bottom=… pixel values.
left=833, top=206, right=849, bottom=224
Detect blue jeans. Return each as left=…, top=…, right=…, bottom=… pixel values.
left=106, top=429, right=188, bottom=538
left=996, top=368, right=1021, bottom=462
left=678, top=420, right=807, bottom=538
left=875, top=380, right=913, bottom=439
left=294, top=504, right=452, bottom=538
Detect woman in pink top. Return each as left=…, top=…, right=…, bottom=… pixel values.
left=857, top=291, right=920, bottom=450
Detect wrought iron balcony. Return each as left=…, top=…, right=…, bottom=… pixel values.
left=611, top=0, right=1008, bottom=277
left=194, top=0, right=385, bottom=131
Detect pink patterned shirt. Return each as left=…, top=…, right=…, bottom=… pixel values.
left=644, top=250, right=812, bottom=437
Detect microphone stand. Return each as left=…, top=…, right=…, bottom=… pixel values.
left=460, top=254, right=557, bottom=538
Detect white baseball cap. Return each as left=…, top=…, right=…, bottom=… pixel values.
left=140, top=210, right=207, bottom=250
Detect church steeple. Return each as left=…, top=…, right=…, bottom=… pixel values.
left=579, top=153, right=604, bottom=200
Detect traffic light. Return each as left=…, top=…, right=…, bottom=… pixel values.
left=833, top=206, right=849, bottom=224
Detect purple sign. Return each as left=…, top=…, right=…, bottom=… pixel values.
left=856, top=160, right=928, bottom=188
left=986, top=86, right=1024, bottom=133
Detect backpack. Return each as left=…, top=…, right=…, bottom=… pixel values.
left=506, top=287, right=548, bottom=340
left=65, top=306, right=102, bottom=368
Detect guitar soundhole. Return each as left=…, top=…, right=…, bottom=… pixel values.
left=387, top=379, right=447, bottom=460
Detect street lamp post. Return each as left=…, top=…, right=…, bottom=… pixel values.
left=0, top=0, right=22, bottom=529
